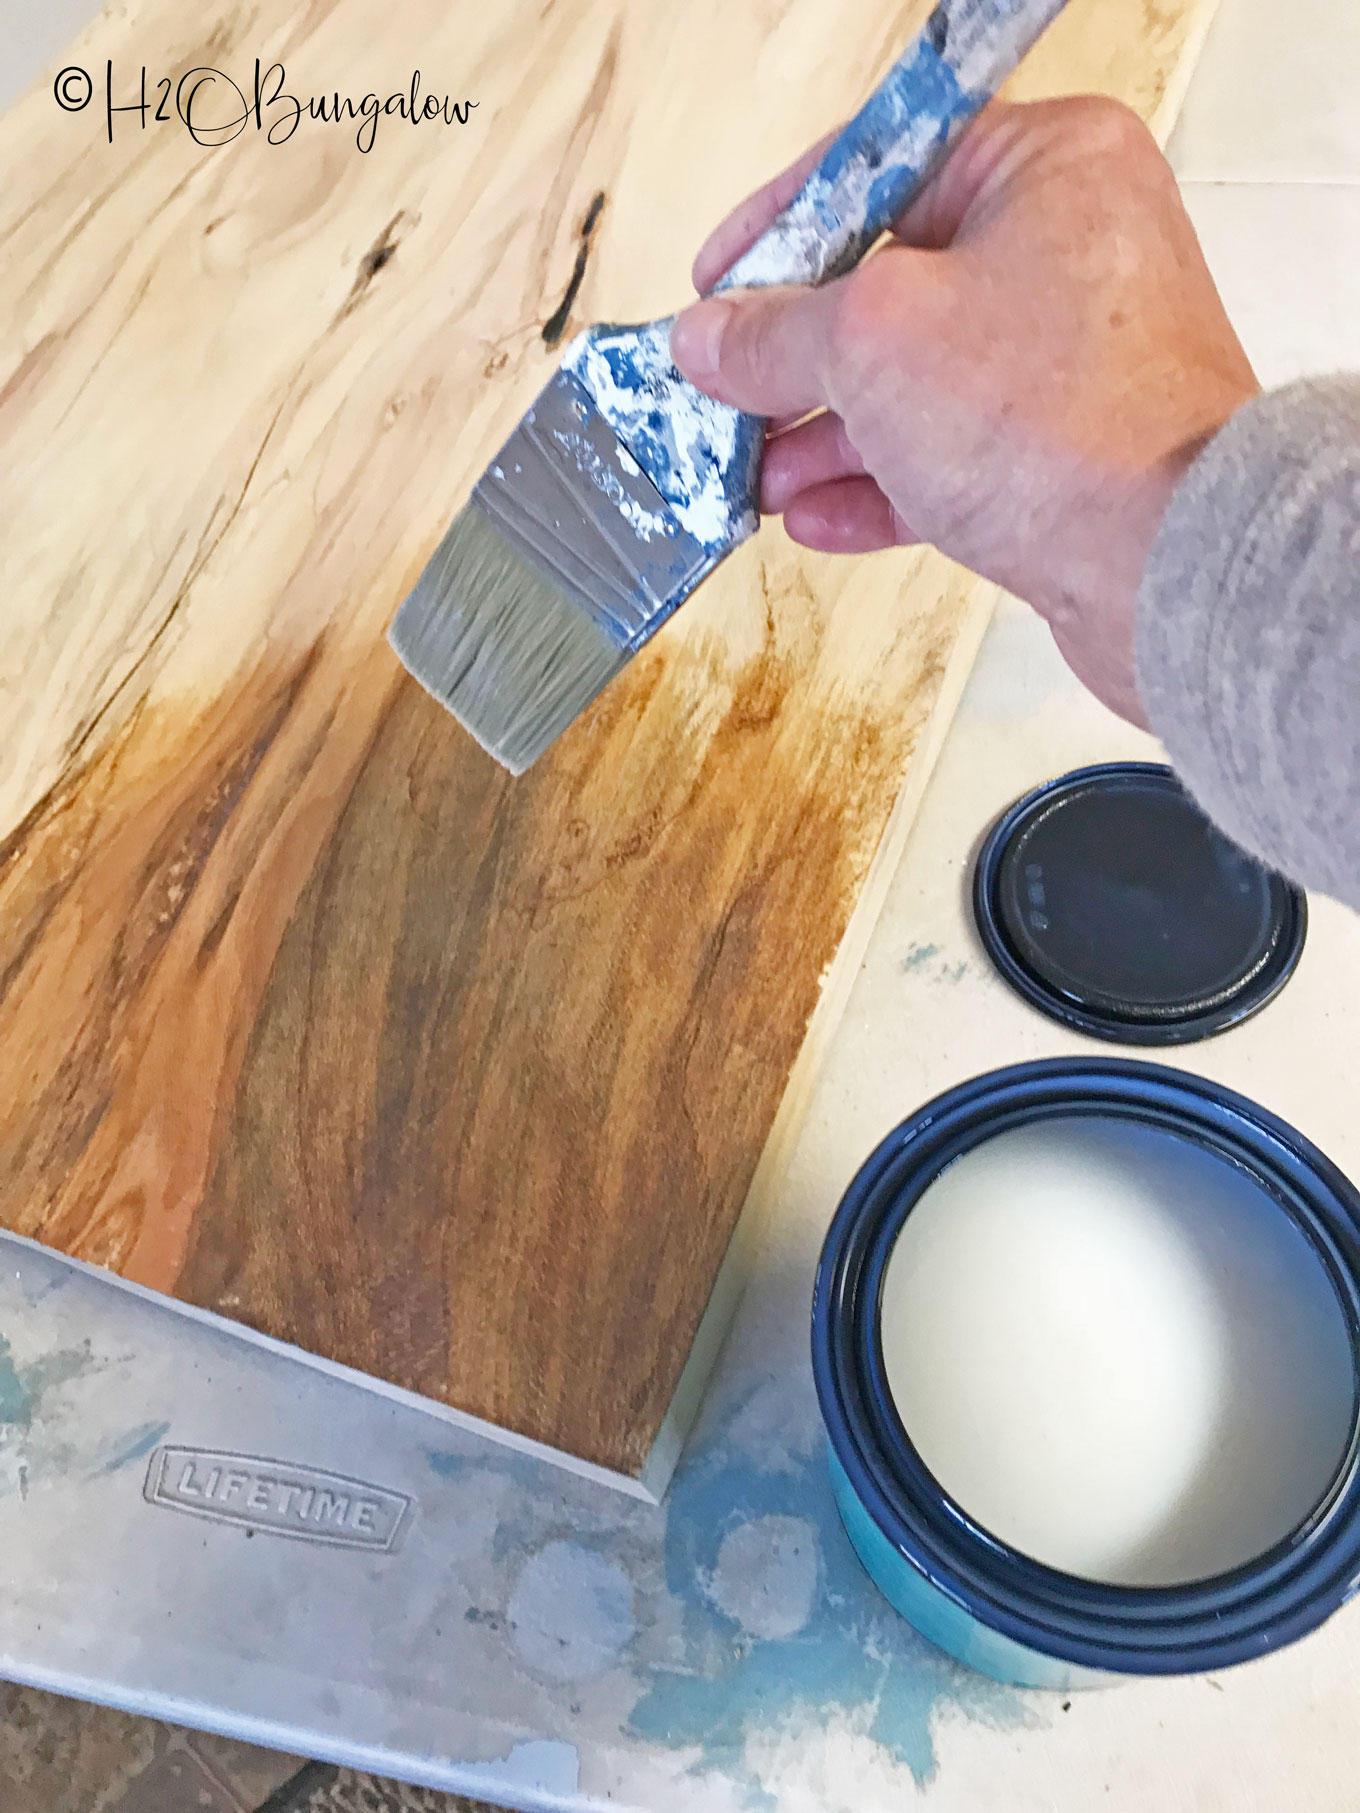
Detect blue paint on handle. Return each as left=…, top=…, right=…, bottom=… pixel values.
left=560, top=0, right=1069, bottom=639
left=814, top=40, right=965, bottom=187
left=801, top=38, right=970, bottom=243
left=717, top=24, right=983, bottom=292
left=560, top=31, right=979, bottom=557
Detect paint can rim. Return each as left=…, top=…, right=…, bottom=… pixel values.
left=811, top=1058, right=1360, bottom=1674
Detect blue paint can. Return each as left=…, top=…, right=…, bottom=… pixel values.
left=812, top=1060, right=1360, bottom=1689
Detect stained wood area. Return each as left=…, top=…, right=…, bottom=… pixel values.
left=0, top=0, right=1216, bottom=1478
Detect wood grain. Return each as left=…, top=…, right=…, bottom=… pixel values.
left=0, top=0, right=1218, bottom=1478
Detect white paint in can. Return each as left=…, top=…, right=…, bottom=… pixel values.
left=878, top=1116, right=1357, bottom=1586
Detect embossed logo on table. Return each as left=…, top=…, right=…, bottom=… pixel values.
left=143, top=1446, right=412, bottom=1551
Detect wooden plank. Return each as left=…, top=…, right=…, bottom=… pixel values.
left=0, top=0, right=1217, bottom=1480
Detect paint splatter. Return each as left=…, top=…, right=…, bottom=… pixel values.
left=628, top=1377, right=1032, bottom=1805
left=901, top=943, right=972, bottom=985
left=549, top=427, right=671, bottom=542
left=455, top=1738, right=581, bottom=1800
left=717, top=38, right=966, bottom=292
left=0, top=1337, right=32, bottom=1426
left=508, top=1541, right=635, bottom=1681
left=0, top=1335, right=95, bottom=1430
left=416, top=1381, right=1036, bottom=1803
left=704, top=1515, right=819, bottom=1642
left=0, top=1335, right=148, bottom=1500
left=424, top=1447, right=471, bottom=1481
left=562, top=322, right=759, bottom=552
left=97, top=1420, right=171, bottom=1475
left=902, top=942, right=940, bottom=972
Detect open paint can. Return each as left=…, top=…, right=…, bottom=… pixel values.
left=812, top=1060, right=1360, bottom=1688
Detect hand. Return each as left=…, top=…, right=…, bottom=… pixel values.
left=669, top=98, right=1260, bottom=727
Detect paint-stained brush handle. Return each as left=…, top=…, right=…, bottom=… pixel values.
left=389, top=0, right=1075, bottom=771
left=714, top=0, right=1067, bottom=294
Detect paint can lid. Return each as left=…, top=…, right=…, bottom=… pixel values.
left=972, top=763, right=1307, bottom=1044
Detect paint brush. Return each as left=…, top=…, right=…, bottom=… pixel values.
left=389, top=0, right=1069, bottom=774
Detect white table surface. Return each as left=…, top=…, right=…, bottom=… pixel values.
left=3, top=0, right=1360, bottom=1806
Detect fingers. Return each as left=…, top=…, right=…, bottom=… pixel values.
left=890, top=99, right=1027, bottom=248
left=691, top=129, right=839, bottom=294
left=693, top=97, right=1032, bottom=303
left=783, top=476, right=916, bottom=554
left=762, top=410, right=865, bottom=513
left=671, top=317, right=915, bottom=549
left=670, top=283, right=837, bottom=420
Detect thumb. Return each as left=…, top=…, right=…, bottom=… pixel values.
left=670, top=285, right=836, bottom=419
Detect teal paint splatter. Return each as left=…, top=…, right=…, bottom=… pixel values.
left=902, top=943, right=971, bottom=984
left=0, top=1337, right=32, bottom=1426
left=97, top=1421, right=171, bottom=1475
left=0, top=1336, right=93, bottom=1428
left=902, top=942, right=940, bottom=972
left=21, top=1344, right=96, bottom=1402
left=419, top=1382, right=1036, bottom=1801
left=425, top=1443, right=536, bottom=1492
left=0, top=1336, right=105, bottom=1499
left=627, top=1384, right=1032, bottom=1803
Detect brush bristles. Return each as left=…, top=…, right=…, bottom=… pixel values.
left=389, top=505, right=628, bottom=774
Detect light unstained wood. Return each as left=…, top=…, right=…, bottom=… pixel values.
left=0, top=0, right=1217, bottom=1478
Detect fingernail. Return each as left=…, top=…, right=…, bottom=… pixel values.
left=670, top=299, right=732, bottom=381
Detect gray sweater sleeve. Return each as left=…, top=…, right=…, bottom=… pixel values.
left=1135, top=376, right=1360, bottom=909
